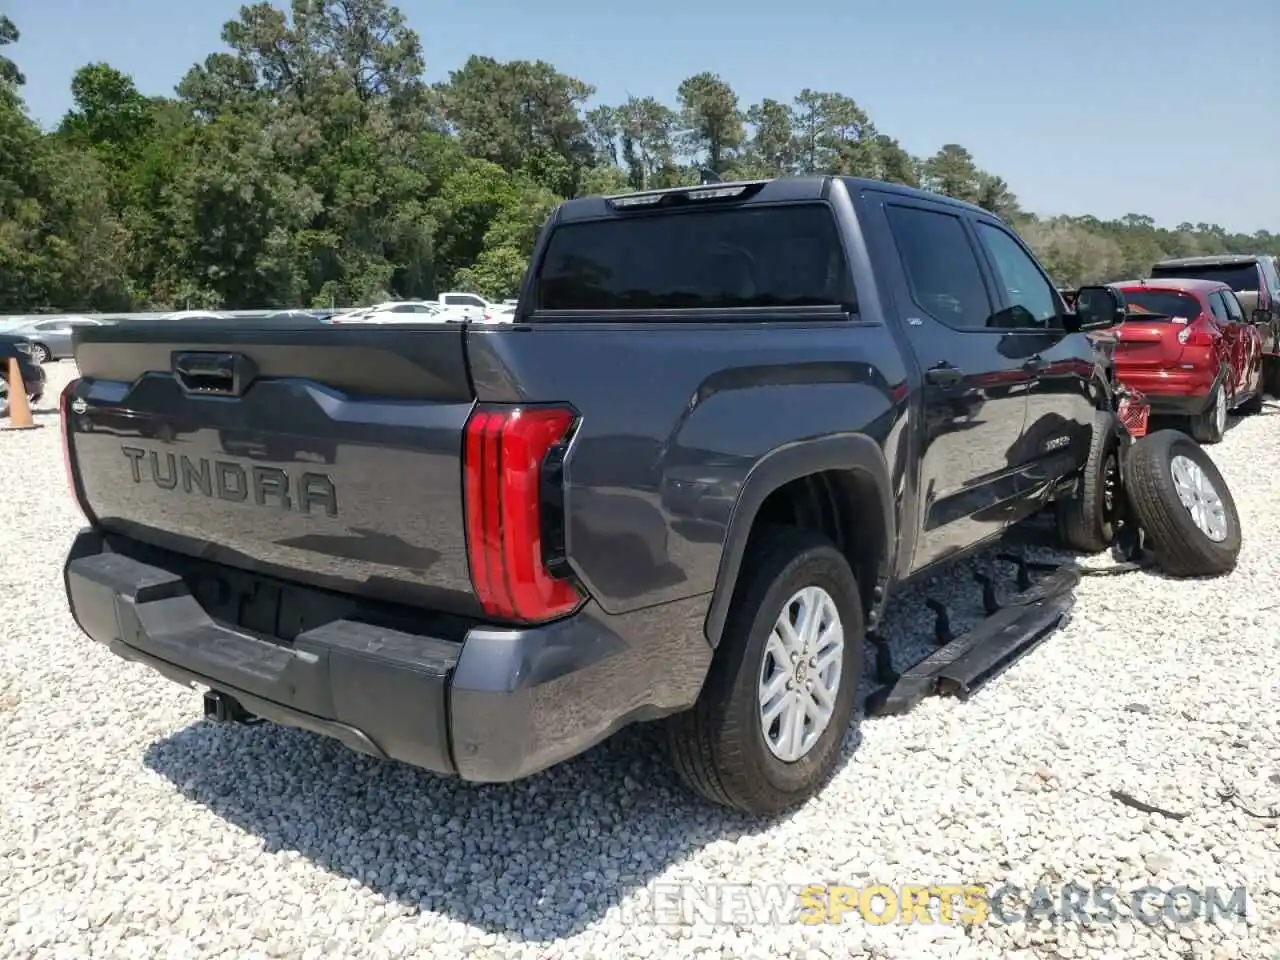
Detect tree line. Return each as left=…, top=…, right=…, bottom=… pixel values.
left=0, top=2, right=1276, bottom=313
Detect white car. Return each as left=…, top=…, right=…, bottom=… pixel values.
left=165, top=310, right=227, bottom=321
left=363, top=302, right=470, bottom=324
left=438, top=291, right=494, bottom=321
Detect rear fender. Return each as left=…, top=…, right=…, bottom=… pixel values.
left=704, top=434, right=895, bottom=647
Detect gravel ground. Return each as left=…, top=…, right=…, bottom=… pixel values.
left=2, top=361, right=1278, bottom=960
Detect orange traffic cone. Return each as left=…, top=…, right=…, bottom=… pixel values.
left=2, top=356, right=39, bottom=430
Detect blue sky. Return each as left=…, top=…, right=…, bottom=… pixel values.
left=7, top=0, right=1279, bottom=233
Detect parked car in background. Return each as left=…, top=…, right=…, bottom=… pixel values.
left=367, top=302, right=470, bottom=323
left=0, top=333, right=47, bottom=417
left=1109, top=278, right=1263, bottom=443
left=263, top=309, right=326, bottom=323
left=324, top=301, right=451, bottom=324
left=9, top=316, right=107, bottom=362
left=1148, top=254, right=1280, bottom=394
left=164, top=310, right=228, bottom=322
left=437, top=291, right=492, bottom=321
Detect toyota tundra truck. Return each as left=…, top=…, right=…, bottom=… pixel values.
left=60, top=175, right=1234, bottom=816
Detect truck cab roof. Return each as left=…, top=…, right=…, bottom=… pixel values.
left=552, top=176, right=998, bottom=224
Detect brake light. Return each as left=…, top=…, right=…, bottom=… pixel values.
left=1178, top=320, right=1215, bottom=347
left=463, top=405, right=583, bottom=622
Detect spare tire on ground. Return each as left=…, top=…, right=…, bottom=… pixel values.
left=1122, top=429, right=1241, bottom=578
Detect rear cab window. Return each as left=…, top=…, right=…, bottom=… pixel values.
left=533, top=203, right=855, bottom=313
left=1150, top=262, right=1260, bottom=294
left=1121, top=290, right=1203, bottom=321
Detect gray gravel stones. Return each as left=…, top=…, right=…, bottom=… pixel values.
left=1, top=362, right=1277, bottom=959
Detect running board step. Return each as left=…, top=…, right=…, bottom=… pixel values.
left=865, top=563, right=1081, bottom=717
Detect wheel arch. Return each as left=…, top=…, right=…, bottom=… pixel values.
left=703, top=434, right=895, bottom=648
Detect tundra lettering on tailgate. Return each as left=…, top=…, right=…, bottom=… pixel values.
left=120, top=446, right=338, bottom=516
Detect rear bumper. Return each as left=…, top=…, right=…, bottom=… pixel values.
left=64, top=529, right=711, bottom=782
left=1112, top=368, right=1215, bottom=415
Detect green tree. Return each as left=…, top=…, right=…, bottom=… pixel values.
left=0, top=16, right=24, bottom=87
left=676, top=72, right=744, bottom=175
left=3, top=0, right=1277, bottom=311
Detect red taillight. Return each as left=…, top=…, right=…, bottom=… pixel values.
left=60, top=378, right=80, bottom=506
left=463, top=405, right=583, bottom=622
left=1178, top=319, right=1215, bottom=347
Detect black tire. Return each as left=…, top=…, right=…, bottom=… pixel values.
left=1122, top=429, right=1241, bottom=578
left=28, top=343, right=49, bottom=364
left=1057, top=410, right=1121, bottom=554
left=1189, top=381, right=1227, bottom=444
left=665, top=525, right=864, bottom=815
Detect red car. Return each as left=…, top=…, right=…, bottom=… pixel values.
left=1109, top=278, right=1263, bottom=443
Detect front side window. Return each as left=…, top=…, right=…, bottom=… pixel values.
left=1258, top=257, right=1280, bottom=295
left=974, top=222, right=1058, bottom=328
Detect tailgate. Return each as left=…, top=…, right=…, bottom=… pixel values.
left=1114, top=323, right=1177, bottom=367
left=67, top=321, right=480, bottom=614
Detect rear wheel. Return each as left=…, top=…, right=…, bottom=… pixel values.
left=1189, top=383, right=1227, bottom=444
left=27, top=343, right=50, bottom=364
left=1123, top=429, right=1240, bottom=578
left=1057, top=411, right=1121, bottom=554
left=666, top=525, right=863, bottom=816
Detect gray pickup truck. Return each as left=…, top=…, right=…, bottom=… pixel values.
left=60, top=176, right=1240, bottom=815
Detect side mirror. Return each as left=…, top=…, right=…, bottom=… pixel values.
left=1063, top=285, right=1126, bottom=333
left=1253, top=308, right=1273, bottom=325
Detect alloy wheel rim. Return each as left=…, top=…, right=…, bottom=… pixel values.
left=758, top=585, right=844, bottom=762
left=1170, top=454, right=1228, bottom=542
left=1215, top=389, right=1227, bottom=434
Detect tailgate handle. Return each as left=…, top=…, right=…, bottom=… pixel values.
left=172, top=351, right=257, bottom=396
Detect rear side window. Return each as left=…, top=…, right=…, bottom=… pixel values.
left=534, top=204, right=854, bottom=311
left=1150, top=262, right=1260, bottom=293
left=1221, top=291, right=1245, bottom=322
left=1207, top=292, right=1230, bottom=322
left=884, top=204, right=993, bottom=330
left=444, top=294, right=483, bottom=307
left=1121, top=290, right=1203, bottom=321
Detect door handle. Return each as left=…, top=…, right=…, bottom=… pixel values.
left=924, top=362, right=964, bottom=388
left=1022, top=354, right=1045, bottom=371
